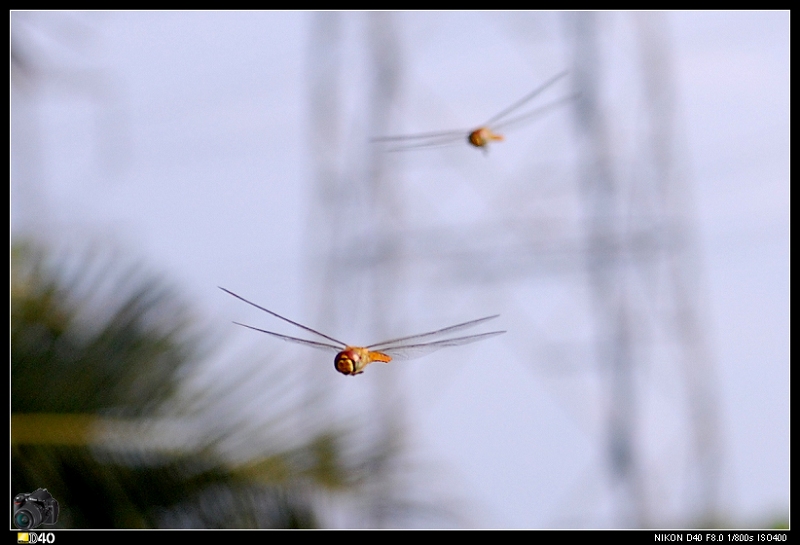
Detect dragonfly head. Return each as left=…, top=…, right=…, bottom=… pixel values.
left=335, top=348, right=367, bottom=376
left=468, top=127, right=503, bottom=148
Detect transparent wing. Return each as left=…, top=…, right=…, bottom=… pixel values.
left=491, top=93, right=579, bottom=133
left=371, top=128, right=468, bottom=143
left=368, top=315, right=500, bottom=350
left=482, top=70, right=569, bottom=128
left=232, top=322, right=343, bottom=353
left=378, top=330, right=506, bottom=362
left=220, top=287, right=348, bottom=347
left=371, top=129, right=468, bottom=152
left=385, top=137, right=469, bottom=153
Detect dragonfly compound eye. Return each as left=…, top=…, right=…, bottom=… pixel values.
left=335, top=353, right=356, bottom=375
left=468, top=129, right=487, bottom=148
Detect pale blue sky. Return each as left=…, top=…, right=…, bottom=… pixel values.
left=11, top=11, right=789, bottom=528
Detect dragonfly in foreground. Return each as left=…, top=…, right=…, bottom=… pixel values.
left=220, top=287, right=505, bottom=376
left=371, top=70, right=574, bottom=154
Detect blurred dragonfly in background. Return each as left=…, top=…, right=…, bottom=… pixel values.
left=371, top=70, right=574, bottom=154
left=220, top=287, right=505, bottom=376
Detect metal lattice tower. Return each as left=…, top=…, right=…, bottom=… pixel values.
left=306, top=12, right=720, bottom=528
left=306, top=12, right=410, bottom=528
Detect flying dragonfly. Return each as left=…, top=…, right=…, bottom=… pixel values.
left=371, top=70, right=574, bottom=154
left=220, top=287, right=505, bottom=376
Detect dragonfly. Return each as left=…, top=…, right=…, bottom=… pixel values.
left=371, top=70, right=574, bottom=154
left=220, top=287, right=505, bottom=376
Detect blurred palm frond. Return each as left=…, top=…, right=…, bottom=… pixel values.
left=11, top=239, right=415, bottom=528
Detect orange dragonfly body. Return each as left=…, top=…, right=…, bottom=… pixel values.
left=372, top=71, right=573, bottom=153
left=220, top=287, right=505, bottom=376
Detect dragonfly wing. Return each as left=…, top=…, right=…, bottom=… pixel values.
left=371, top=128, right=467, bottom=143
left=386, top=137, right=468, bottom=152
left=380, top=330, right=506, bottom=362
left=491, top=93, right=579, bottom=133
left=220, top=287, right=348, bottom=346
left=375, top=132, right=468, bottom=152
left=232, top=322, right=343, bottom=353
left=482, top=70, right=569, bottom=128
left=368, top=315, right=499, bottom=351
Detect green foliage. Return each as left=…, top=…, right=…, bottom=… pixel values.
left=11, top=241, right=197, bottom=416
left=10, top=240, right=378, bottom=528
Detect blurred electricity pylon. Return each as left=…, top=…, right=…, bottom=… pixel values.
left=306, top=12, right=433, bottom=528
left=11, top=12, right=128, bottom=238
left=305, top=12, right=720, bottom=528
left=567, top=13, right=720, bottom=526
